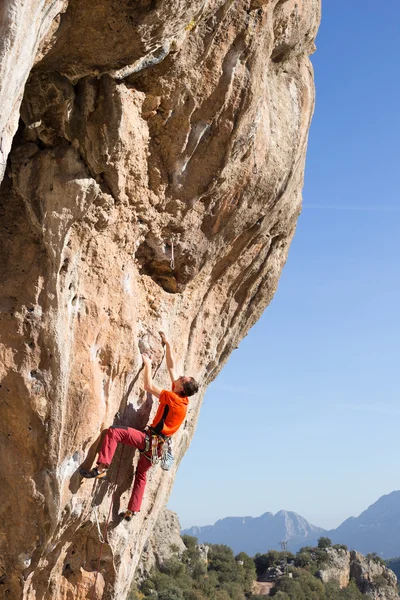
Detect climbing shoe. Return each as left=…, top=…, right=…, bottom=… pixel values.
left=79, top=467, right=107, bottom=479
left=123, top=510, right=138, bottom=522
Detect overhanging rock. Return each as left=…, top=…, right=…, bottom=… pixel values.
left=0, top=0, right=321, bottom=598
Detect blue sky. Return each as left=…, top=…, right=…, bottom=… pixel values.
left=168, top=0, right=400, bottom=531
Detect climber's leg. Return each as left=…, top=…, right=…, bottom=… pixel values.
left=98, top=427, right=146, bottom=466
left=127, top=453, right=153, bottom=513
left=80, top=427, right=146, bottom=478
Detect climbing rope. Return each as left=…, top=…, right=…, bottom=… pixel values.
left=90, top=344, right=166, bottom=600
left=253, top=144, right=258, bottom=175
left=93, top=506, right=106, bottom=545
left=169, top=236, right=175, bottom=271
left=0, top=138, right=6, bottom=166
left=90, top=480, right=117, bottom=600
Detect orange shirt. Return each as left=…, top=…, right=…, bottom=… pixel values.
left=150, top=389, right=188, bottom=437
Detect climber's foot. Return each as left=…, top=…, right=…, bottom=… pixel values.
left=123, top=510, right=138, bottom=522
left=79, top=466, right=107, bottom=479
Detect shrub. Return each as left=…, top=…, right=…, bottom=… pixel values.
left=182, top=535, right=198, bottom=551
left=160, top=558, right=186, bottom=578
left=372, top=574, right=388, bottom=587
left=318, top=537, right=332, bottom=549
left=294, top=552, right=312, bottom=568
left=271, top=576, right=306, bottom=600
left=326, top=580, right=365, bottom=599
left=366, top=552, right=385, bottom=566
left=272, top=593, right=290, bottom=600
left=298, top=546, right=313, bottom=554
left=254, top=550, right=281, bottom=575
left=207, top=544, right=241, bottom=585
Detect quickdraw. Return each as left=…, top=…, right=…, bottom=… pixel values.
left=160, top=438, right=174, bottom=471
left=140, top=432, right=164, bottom=466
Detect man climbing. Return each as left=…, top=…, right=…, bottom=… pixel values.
left=80, top=332, right=198, bottom=521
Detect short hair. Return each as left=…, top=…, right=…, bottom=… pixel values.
left=182, top=377, right=199, bottom=397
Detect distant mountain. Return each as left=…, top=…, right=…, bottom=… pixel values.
left=183, top=491, right=400, bottom=558
left=328, top=491, right=400, bottom=558
left=182, top=510, right=326, bottom=555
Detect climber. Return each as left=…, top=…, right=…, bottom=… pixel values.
left=80, top=331, right=199, bottom=522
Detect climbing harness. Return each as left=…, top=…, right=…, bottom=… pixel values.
left=139, top=432, right=159, bottom=465
left=140, top=429, right=174, bottom=468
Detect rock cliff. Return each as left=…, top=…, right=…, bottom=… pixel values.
left=135, top=509, right=187, bottom=581
left=317, top=549, right=399, bottom=600
left=0, top=0, right=320, bottom=598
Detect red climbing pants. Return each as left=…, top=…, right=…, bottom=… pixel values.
left=97, top=426, right=155, bottom=513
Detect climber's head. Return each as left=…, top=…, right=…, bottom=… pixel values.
left=172, top=376, right=199, bottom=398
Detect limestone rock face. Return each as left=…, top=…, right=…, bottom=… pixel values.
left=0, top=0, right=320, bottom=598
left=136, top=509, right=186, bottom=581
left=136, top=508, right=209, bottom=581
left=317, top=549, right=399, bottom=600
left=317, top=548, right=351, bottom=589
left=350, top=551, right=399, bottom=600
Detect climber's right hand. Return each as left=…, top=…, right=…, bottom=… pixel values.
left=142, top=353, right=152, bottom=367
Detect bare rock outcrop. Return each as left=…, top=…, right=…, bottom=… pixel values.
left=317, top=549, right=399, bottom=600
left=350, top=551, right=399, bottom=600
left=317, top=547, right=351, bottom=589
left=0, top=1, right=320, bottom=599
left=136, top=509, right=186, bottom=581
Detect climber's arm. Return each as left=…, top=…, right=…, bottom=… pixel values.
left=142, top=354, right=162, bottom=398
left=160, top=331, right=177, bottom=384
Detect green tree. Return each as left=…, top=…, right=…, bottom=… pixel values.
left=271, top=576, right=306, bottom=600
left=366, top=552, right=385, bottom=566
left=220, top=581, right=246, bottom=600
left=182, top=535, right=198, bottom=551
left=272, top=593, right=290, bottom=600
left=186, top=590, right=208, bottom=600
left=254, top=550, right=281, bottom=576
left=127, top=588, right=144, bottom=600
left=158, top=587, right=185, bottom=600
left=325, top=580, right=365, bottom=600
left=160, top=558, right=186, bottom=578
left=294, top=572, right=326, bottom=599
left=191, top=559, right=207, bottom=580
left=207, top=544, right=241, bottom=585
left=318, top=537, right=332, bottom=549
left=294, top=552, right=312, bottom=568
left=235, top=551, right=257, bottom=595
left=298, top=546, right=313, bottom=553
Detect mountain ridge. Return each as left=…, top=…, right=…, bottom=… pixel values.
left=182, top=490, right=400, bottom=558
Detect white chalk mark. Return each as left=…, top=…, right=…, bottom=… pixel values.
left=123, top=273, right=133, bottom=296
